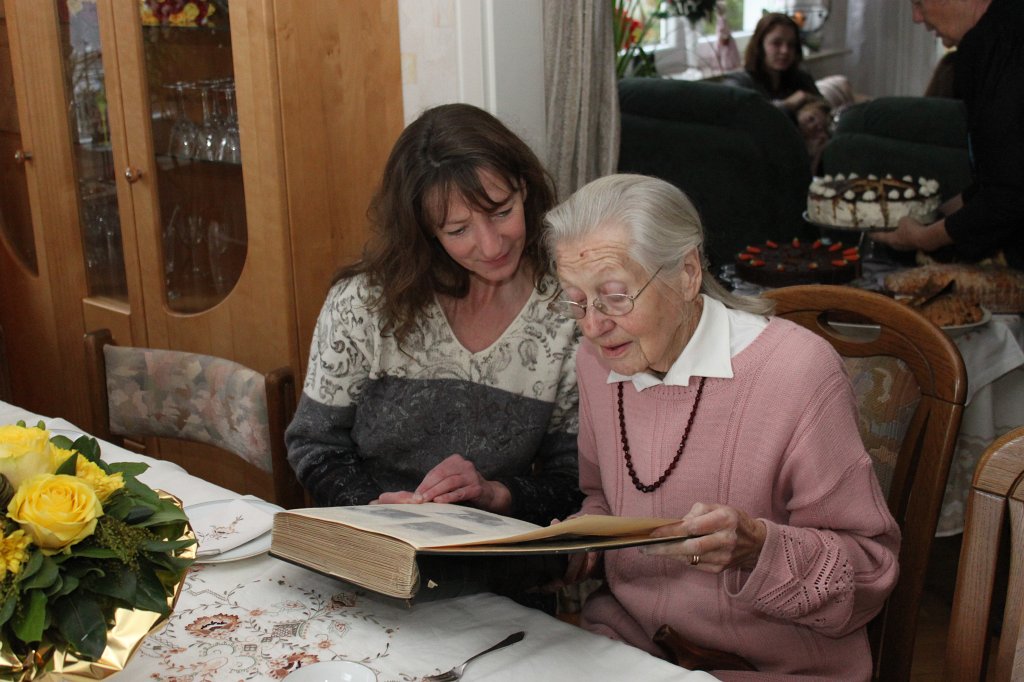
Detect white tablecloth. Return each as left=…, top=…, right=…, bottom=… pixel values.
left=937, top=314, right=1024, bottom=536
left=0, top=403, right=715, bottom=682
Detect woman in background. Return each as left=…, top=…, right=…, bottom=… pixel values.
left=286, top=103, right=582, bottom=526
left=723, top=13, right=820, bottom=118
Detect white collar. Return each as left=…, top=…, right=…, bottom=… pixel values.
left=607, top=295, right=767, bottom=390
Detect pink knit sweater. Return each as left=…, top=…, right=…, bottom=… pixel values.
left=577, top=317, right=900, bottom=681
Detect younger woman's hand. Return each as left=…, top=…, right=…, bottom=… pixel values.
left=414, top=454, right=512, bottom=513
left=370, top=491, right=420, bottom=504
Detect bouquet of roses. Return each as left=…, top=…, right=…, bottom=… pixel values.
left=0, top=422, right=195, bottom=680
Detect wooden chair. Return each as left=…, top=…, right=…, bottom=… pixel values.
left=945, top=427, right=1024, bottom=681
left=764, top=285, right=967, bottom=682
left=83, top=329, right=305, bottom=509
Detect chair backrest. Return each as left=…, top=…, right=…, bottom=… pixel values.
left=764, top=285, right=967, bottom=682
left=83, top=329, right=305, bottom=509
left=617, top=77, right=815, bottom=271
left=823, top=96, right=971, bottom=203
left=946, top=426, right=1024, bottom=681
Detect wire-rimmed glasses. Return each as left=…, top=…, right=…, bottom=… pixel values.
left=548, top=266, right=663, bottom=320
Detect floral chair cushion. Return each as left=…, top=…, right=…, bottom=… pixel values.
left=104, top=346, right=273, bottom=472
left=844, top=355, right=922, bottom=497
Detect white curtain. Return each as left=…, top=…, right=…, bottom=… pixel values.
left=542, top=0, right=620, bottom=199
left=841, top=0, right=941, bottom=97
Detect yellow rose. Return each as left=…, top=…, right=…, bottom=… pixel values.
left=51, top=444, right=76, bottom=470
left=0, top=529, right=31, bottom=578
left=74, top=458, right=124, bottom=502
left=0, top=425, right=56, bottom=488
left=8, top=474, right=103, bottom=554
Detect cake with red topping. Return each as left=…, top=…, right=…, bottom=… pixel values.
left=807, top=173, right=940, bottom=228
left=734, top=238, right=861, bottom=287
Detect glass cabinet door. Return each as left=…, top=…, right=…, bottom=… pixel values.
left=0, top=0, right=37, bottom=273
left=57, top=0, right=126, bottom=299
left=140, top=0, right=247, bottom=313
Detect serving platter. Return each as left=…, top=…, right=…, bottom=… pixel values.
left=827, top=306, right=992, bottom=340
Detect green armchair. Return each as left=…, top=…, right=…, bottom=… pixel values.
left=617, top=77, right=814, bottom=270
left=822, top=96, right=971, bottom=202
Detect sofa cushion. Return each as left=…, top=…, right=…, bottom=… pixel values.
left=617, top=78, right=814, bottom=270
left=823, top=97, right=971, bottom=201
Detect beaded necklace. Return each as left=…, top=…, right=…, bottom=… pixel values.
left=617, top=376, right=706, bottom=493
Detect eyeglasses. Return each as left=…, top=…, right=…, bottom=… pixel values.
left=548, top=267, right=663, bottom=320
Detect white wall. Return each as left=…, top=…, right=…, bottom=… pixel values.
left=397, top=0, right=548, bottom=164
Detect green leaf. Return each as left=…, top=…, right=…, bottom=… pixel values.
left=99, top=494, right=139, bottom=521
left=0, top=592, right=16, bottom=627
left=107, top=462, right=149, bottom=477
left=71, top=547, right=119, bottom=559
left=124, top=477, right=159, bottom=503
left=86, top=563, right=136, bottom=603
left=140, top=538, right=194, bottom=552
left=136, top=506, right=188, bottom=528
left=11, top=589, right=47, bottom=643
left=21, top=555, right=59, bottom=590
left=54, top=452, right=79, bottom=475
left=50, top=435, right=75, bottom=451
left=54, top=573, right=79, bottom=598
left=146, top=552, right=194, bottom=574
left=54, top=594, right=107, bottom=661
left=43, top=573, right=64, bottom=597
left=15, top=551, right=44, bottom=584
left=63, top=563, right=105, bottom=583
left=132, top=565, right=171, bottom=614
left=72, top=436, right=102, bottom=461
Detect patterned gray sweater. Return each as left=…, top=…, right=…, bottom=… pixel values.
left=285, top=274, right=582, bottom=525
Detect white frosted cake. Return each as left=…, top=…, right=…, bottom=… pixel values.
left=807, top=173, right=940, bottom=229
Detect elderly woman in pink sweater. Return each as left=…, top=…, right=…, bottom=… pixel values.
left=543, top=174, right=900, bottom=680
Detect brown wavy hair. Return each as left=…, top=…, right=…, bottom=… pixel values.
left=334, top=103, right=557, bottom=344
left=743, top=13, right=807, bottom=95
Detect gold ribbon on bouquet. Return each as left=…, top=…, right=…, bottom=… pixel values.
left=0, top=492, right=196, bottom=681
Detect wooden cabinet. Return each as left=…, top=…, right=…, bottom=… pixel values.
left=0, top=1, right=402, bottom=469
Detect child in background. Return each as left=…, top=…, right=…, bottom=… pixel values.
left=796, top=96, right=832, bottom=174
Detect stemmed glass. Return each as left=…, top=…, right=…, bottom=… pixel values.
left=207, top=217, right=234, bottom=295
left=166, top=82, right=199, bottom=159
left=195, top=81, right=222, bottom=162
left=216, top=82, right=241, bottom=164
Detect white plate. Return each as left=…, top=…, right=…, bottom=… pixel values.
left=184, top=498, right=284, bottom=564
left=284, top=661, right=377, bottom=682
left=827, top=306, right=992, bottom=340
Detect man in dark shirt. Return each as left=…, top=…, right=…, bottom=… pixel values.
left=873, top=0, right=1024, bottom=270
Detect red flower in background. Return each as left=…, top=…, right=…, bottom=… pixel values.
left=140, top=0, right=218, bottom=28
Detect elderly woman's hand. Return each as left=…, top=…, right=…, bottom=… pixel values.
left=412, top=454, right=513, bottom=513
left=641, top=502, right=767, bottom=572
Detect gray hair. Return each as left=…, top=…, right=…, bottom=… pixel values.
left=544, top=174, right=774, bottom=315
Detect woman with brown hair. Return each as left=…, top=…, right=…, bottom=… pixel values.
left=723, top=13, right=821, bottom=117
left=285, top=103, right=582, bottom=526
